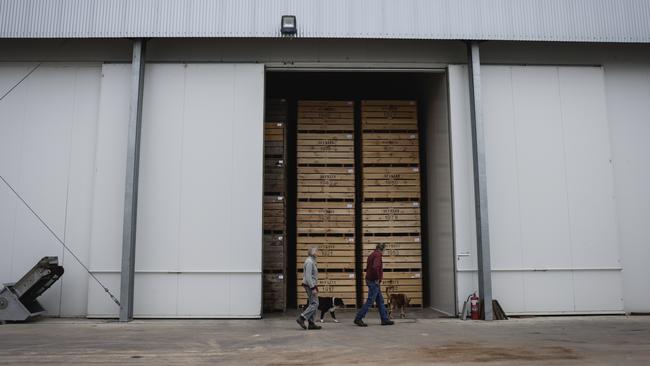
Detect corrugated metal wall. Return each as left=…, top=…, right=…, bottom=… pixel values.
left=1, top=0, right=649, bottom=42
left=450, top=65, right=624, bottom=314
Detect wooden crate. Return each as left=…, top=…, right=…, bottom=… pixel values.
left=361, top=271, right=423, bottom=306
left=362, top=235, right=422, bottom=270
left=297, top=271, right=357, bottom=308
left=263, top=272, right=286, bottom=311
left=265, top=98, right=288, bottom=123
left=263, top=233, right=286, bottom=272
left=361, top=100, right=422, bottom=305
left=263, top=195, right=286, bottom=232
left=263, top=99, right=287, bottom=312
left=297, top=101, right=357, bottom=307
left=361, top=100, right=418, bottom=131
left=296, top=235, right=356, bottom=271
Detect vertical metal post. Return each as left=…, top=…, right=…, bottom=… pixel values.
left=119, top=39, right=146, bottom=322
left=466, top=41, right=493, bottom=320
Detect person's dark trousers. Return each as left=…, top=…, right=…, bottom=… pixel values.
left=355, top=280, right=389, bottom=322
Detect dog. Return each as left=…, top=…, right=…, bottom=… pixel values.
left=388, top=293, right=410, bottom=319
left=303, top=297, right=345, bottom=322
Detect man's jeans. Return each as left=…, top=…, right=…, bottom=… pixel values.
left=301, top=285, right=318, bottom=323
left=355, top=280, right=389, bottom=322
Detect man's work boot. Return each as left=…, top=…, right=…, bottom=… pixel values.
left=296, top=315, right=307, bottom=330
left=354, top=319, right=368, bottom=327
left=381, top=319, right=395, bottom=326
left=308, top=322, right=322, bottom=330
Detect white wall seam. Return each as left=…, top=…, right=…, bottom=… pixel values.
left=58, top=66, right=79, bottom=317
left=174, top=63, right=188, bottom=316
left=508, top=66, right=527, bottom=312
left=554, top=66, right=578, bottom=312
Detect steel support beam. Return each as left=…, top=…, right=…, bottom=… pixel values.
left=119, top=38, right=146, bottom=322
left=466, top=41, right=493, bottom=320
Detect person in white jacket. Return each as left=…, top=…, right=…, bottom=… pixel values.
left=296, top=247, right=321, bottom=330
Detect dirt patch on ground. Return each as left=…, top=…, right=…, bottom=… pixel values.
left=421, top=342, right=581, bottom=363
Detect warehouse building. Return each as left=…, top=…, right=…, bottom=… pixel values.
left=1, top=0, right=649, bottom=320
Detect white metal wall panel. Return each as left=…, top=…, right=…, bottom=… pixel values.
left=1, top=0, right=650, bottom=42
left=480, top=66, right=522, bottom=271
left=424, top=74, right=456, bottom=315
left=0, top=64, right=101, bottom=317
left=136, top=64, right=184, bottom=272
left=604, top=64, right=650, bottom=313
left=87, top=63, right=264, bottom=318
left=178, top=64, right=236, bottom=272
left=87, top=64, right=130, bottom=275
left=449, top=64, right=623, bottom=314
left=58, top=67, right=101, bottom=316
left=86, top=63, right=130, bottom=317
left=448, top=65, right=478, bottom=310
left=511, top=67, right=573, bottom=270
left=557, top=67, right=620, bottom=269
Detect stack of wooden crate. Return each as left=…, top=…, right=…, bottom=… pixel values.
left=296, top=100, right=357, bottom=307
left=263, top=99, right=287, bottom=312
left=361, top=100, right=422, bottom=306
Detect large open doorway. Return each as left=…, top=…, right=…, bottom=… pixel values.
left=262, top=70, right=456, bottom=316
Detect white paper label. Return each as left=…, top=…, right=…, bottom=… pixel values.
left=412, top=202, right=420, bottom=207
left=415, top=273, right=421, bottom=278
left=414, top=237, right=420, bottom=242
left=412, top=168, right=419, bottom=172
left=347, top=169, right=354, bottom=173
left=277, top=196, right=284, bottom=201
left=278, top=236, right=284, bottom=241
left=348, top=237, right=355, bottom=242
left=278, top=160, right=284, bottom=164
left=346, top=134, right=353, bottom=139
left=278, top=274, right=284, bottom=280
left=277, top=123, right=283, bottom=127
left=349, top=273, right=355, bottom=278
left=346, top=203, right=353, bottom=208
left=410, top=134, right=416, bottom=139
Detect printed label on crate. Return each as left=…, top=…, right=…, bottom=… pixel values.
left=410, top=134, right=417, bottom=139
left=278, top=274, right=284, bottom=280
left=412, top=168, right=419, bottom=172
left=347, top=169, right=354, bottom=174
left=277, top=123, right=283, bottom=127
left=414, top=273, right=421, bottom=278
left=278, top=236, right=284, bottom=241
left=383, top=279, right=403, bottom=285
left=346, top=134, right=353, bottom=139
left=414, top=237, right=420, bottom=242
left=348, top=273, right=355, bottom=278
left=346, top=203, right=353, bottom=209
left=348, top=237, right=355, bottom=243
left=412, top=202, right=420, bottom=207
left=277, top=196, right=284, bottom=201
left=386, top=249, right=401, bottom=256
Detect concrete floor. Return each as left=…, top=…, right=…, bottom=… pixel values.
left=0, top=310, right=649, bottom=365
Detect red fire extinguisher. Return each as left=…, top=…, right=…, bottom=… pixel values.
left=470, top=292, right=480, bottom=320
